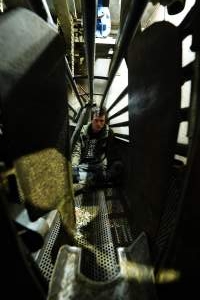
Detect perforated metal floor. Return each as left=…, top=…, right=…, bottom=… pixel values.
left=76, top=189, right=119, bottom=281
left=36, top=187, right=133, bottom=282
left=35, top=212, right=61, bottom=282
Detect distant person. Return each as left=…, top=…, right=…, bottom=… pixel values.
left=72, top=106, right=123, bottom=187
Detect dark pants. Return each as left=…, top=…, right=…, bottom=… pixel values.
left=72, top=161, right=124, bottom=186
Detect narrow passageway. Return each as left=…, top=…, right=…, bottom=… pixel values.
left=0, top=1, right=200, bottom=299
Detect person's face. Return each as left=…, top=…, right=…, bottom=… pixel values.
left=91, top=114, right=106, bottom=133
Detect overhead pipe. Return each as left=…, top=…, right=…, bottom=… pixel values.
left=81, top=0, right=97, bottom=104
left=100, top=0, right=148, bottom=108
left=65, top=57, right=84, bottom=108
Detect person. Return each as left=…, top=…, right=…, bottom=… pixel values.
left=71, top=106, right=123, bottom=187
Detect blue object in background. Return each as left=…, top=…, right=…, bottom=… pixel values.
left=96, top=0, right=111, bottom=38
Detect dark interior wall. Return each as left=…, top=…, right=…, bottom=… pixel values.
left=127, top=21, right=181, bottom=242
left=0, top=7, right=70, bottom=298
left=110, top=136, right=131, bottom=174
left=0, top=7, right=68, bottom=163
left=111, top=137, right=135, bottom=223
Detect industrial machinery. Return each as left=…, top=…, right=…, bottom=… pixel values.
left=0, top=0, right=199, bottom=299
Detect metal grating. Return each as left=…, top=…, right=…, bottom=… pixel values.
left=105, top=190, right=134, bottom=248
left=35, top=187, right=133, bottom=283
left=36, top=212, right=61, bottom=282
left=75, top=190, right=120, bottom=281
left=154, top=170, right=183, bottom=265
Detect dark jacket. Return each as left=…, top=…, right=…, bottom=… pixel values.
left=72, top=123, right=115, bottom=167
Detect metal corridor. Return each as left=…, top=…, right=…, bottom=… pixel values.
left=0, top=1, right=200, bottom=300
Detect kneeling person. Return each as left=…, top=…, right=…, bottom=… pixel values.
left=72, top=106, right=123, bottom=187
